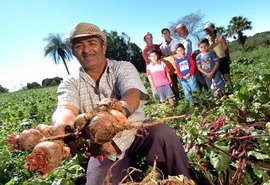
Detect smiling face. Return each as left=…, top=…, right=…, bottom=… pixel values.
left=204, top=27, right=215, bottom=37
left=148, top=52, right=158, bottom=64
left=72, top=36, right=107, bottom=72
left=175, top=46, right=185, bottom=58
left=162, top=29, right=171, bottom=41
left=175, top=26, right=188, bottom=38
left=199, top=42, right=209, bottom=54
left=144, top=34, right=153, bottom=45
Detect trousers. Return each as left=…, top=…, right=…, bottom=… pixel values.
left=86, top=123, right=190, bottom=185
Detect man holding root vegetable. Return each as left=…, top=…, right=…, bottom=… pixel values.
left=52, top=22, right=190, bottom=184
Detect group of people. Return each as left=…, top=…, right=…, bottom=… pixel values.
left=49, top=21, right=234, bottom=185
left=143, top=22, right=232, bottom=105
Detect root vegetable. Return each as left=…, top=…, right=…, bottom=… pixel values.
left=23, top=141, right=70, bottom=177
left=6, top=129, right=43, bottom=150
left=74, top=98, right=127, bottom=131
left=36, top=124, right=53, bottom=137
left=8, top=98, right=162, bottom=179
left=89, top=112, right=125, bottom=144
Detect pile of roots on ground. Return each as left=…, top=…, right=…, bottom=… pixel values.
left=105, top=158, right=196, bottom=185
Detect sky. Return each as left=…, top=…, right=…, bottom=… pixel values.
left=1, top=0, right=270, bottom=92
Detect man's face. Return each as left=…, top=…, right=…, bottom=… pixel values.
left=162, top=30, right=170, bottom=40
left=175, top=27, right=187, bottom=38
left=204, top=27, right=214, bottom=36
left=72, top=36, right=107, bottom=70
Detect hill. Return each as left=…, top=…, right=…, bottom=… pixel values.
left=228, top=31, right=270, bottom=52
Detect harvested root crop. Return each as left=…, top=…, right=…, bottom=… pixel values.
left=7, top=98, right=163, bottom=178
left=6, top=129, right=44, bottom=150
left=22, top=141, right=70, bottom=178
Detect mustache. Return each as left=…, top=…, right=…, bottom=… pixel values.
left=82, top=51, right=96, bottom=57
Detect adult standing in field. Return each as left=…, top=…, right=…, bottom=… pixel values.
left=142, top=32, right=163, bottom=65
left=160, top=28, right=180, bottom=57
left=52, top=22, right=190, bottom=185
left=142, top=32, right=163, bottom=101
left=204, top=22, right=233, bottom=92
left=160, top=28, right=181, bottom=98
left=174, top=23, right=207, bottom=90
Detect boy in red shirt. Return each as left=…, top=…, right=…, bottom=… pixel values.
left=174, top=43, right=198, bottom=103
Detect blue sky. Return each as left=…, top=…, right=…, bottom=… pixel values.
left=1, top=0, right=270, bottom=92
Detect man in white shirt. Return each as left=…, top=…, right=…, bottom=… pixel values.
left=160, top=28, right=180, bottom=57
left=160, top=28, right=181, bottom=98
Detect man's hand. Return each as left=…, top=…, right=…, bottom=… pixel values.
left=100, top=141, right=120, bottom=156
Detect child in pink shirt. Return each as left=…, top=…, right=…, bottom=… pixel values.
left=146, top=49, right=175, bottom=107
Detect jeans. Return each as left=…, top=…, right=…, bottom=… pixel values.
left=179, top=75, right=198, bottom=103
left=204, top=70, right=225, bottom=93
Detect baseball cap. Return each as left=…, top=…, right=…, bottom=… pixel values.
left=173, top=23, right=186, bottom=33
left=204, top=22, right=214, bottom=30
left=69, top=22, right=107, bottom=44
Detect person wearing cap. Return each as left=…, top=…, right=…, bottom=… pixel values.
left=203, top=22, right=233, bottom=92
left=142, top=32, right=163, bottom=65
left=51, top=22, right=190, bottom=185
left=173, top=23, right=199, bottom=58
left=174, top=23, right=207, bottom=90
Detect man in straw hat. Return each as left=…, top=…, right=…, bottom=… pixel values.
left=52, top=22, right=190, bottom=185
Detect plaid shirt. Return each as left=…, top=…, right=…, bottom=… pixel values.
left=57, top=59, right=149, bottom=157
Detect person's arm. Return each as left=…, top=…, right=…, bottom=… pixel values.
left=208, top=60, right=220, bottom=79
left=166, top=71, right=172, bottom=84
left=147, top=74, right=156, bottom=91
left=182, top=56, right=195, bottom=80
left=220, top=35, right=230, bottom=57
left=188, top=55, right=196, bottom=75
left=163, top=63, right=172, bottom=84
left=174, top=59, right=184, bottom=78
left=190, top=34, right=199, bottom=59
left=51, top=105, right=79, bottom=135
left=120, top=88, right=141, bottom=117
left=142, top=49, right=149, bottom=64
left=197, top=64, right=206, bottom=75
left=196, top=59, right=208, bottom=77
left=207, top=51, right=220, bottom=78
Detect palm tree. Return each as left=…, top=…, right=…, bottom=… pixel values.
left=227, top=16, right=252, bottom=50
left=44, top=33, right=73, bottom=75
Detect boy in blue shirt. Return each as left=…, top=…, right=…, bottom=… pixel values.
left=174, top=43, right=198, bottom=103
left=196, top=38, right=225, bottom=97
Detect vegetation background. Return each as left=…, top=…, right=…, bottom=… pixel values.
left=1, top=13, right=270, bottom=184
